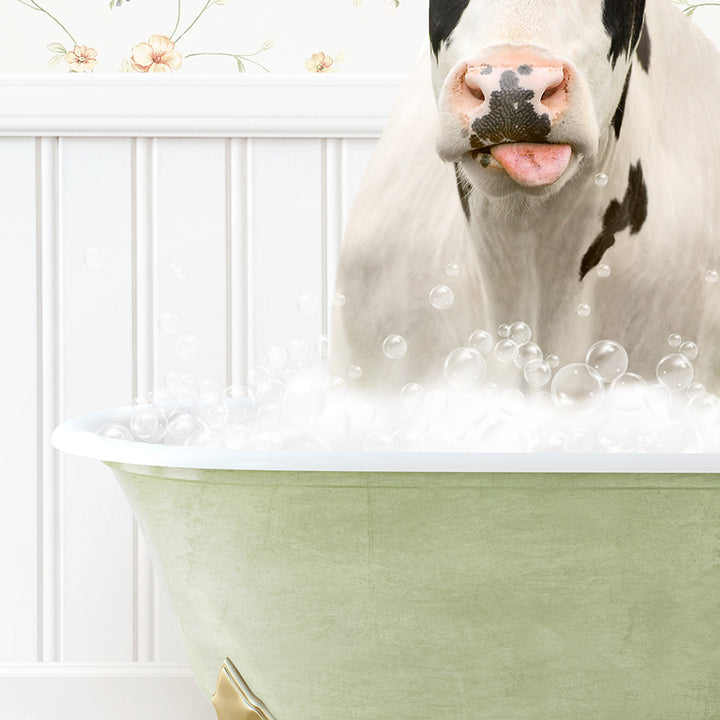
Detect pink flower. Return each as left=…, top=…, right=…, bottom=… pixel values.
left=64, top=45, right=98, bottom=72
left=131, top=35, right=182, bottom=73
left=305, top=52, right=335, bottom=73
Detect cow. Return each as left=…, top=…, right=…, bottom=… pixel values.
left=330, top=0, right=720, bottom=395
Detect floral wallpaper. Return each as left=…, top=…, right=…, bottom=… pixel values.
left=1, top=0, right=719, bottom=74
left=1, top=0, right=427, bottom=73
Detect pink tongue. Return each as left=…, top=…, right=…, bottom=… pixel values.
left=489, top=143, right=572, bottom=187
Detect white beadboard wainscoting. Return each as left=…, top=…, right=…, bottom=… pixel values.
left=0, top=74, right=403, bottom=719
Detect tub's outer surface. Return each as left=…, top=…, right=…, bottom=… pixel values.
left=108, top=463, right=720, bottom=720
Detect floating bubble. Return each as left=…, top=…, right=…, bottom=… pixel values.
left=508, top=321, right=532, bottom=346
left=680, top=341, right=699, bottom=361
left=401, top=382, right=425, bottom=409
left=644, top=384, right=672, bottom=413
left=331, top=293, right=346, bottom=307
left=263, top=345, right=288, bottom=374
left=97, top=422, right=133, bottom=441
left=429, top=285, right=454, bottom=310
left=594, top=172, right=609, bottom=187
left=596, top=264, right=611, bottom=278
left=247, top=366, right=272, bottom=395
left=494, top=338, right=518, bottom=364
left=668, top=333, right=682, bottom=348
left=83, top=247, right=105, bottom=270
left=656, top=353, right=694, bottom=391
left=705, top=269, right=719, bottom=284
left=129, top=406, right=166, bottom=441
left=166, top=411, right=195, bottom=441
left=170, top=261, right=186, bottom=280
left=257, top=402, right=281, bottom=428
left=577, top=303, right=591, bottom=317
left=158, top=313, right=180, bottom=335
left=325, top=376, right=348, bottom=397
left=524, top=359, right=552, bottom=388
left=497, top=324, right=511, bottom=338
left=288, top=339, right=309, bottom=363
left=444, top=347, right=487, bottom=390
left=185, top=429, right=223, bottom=449
left=687, top=382, right=706, bottom=400
left=297, top=292, right=320, bottom=316
left=514, top=341, right=542, bottom=370
left=546, top=354, right=560, bottom=369
left=499, top=388, right=525, bottom=416
left=315, top=334, right=329, bottom=359
left=551, top=363, right=604, bottom=414
left=468, top=329, right=493, bottom=354
left=445, top=263, right=460, bottom=277
left=610, top=372, right=647, bottom=412
left=585, top=340, right=628, bottom=382
left=177, top=334, right=200, bottom=359
left=687, top=393, right=720, bottom=425
left=383, top=334, right=407, bottom=359
left=348, top=365, right=363, bottom=380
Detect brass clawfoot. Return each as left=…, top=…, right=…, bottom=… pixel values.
left=212, top=658, right=276, bottom=720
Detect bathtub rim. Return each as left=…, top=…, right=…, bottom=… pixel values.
left=51, top=406, right=720, bottom=473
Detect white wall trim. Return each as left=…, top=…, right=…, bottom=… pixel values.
left=0, top=74, right=406, bottom=138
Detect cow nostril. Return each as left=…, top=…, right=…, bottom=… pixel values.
left=542, top=84, right=559, bottom=102
left=469, top=86, right=485, bottom=102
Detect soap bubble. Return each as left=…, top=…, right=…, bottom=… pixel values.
left=158, top=313, right=180, bottom=335
left=325, top=376, right=348, bottom=397
left=514, top=341, right=542, bottom=370
left=499, top=388, right=525, bottom=416
left=177, top=334, right=200, bottom=359
left=445, top=263, right=460, bottom=276
left=551, top=363, right=604, bottom=414
left=687, top=393, right=720, bottom=425
left=170, top=261, right=186, bottom=280
left=594, top=172, right=608, bottom=186
left=494, top=339, right=518, bottom=364
left=610, top=372, right=646, bottom=412
left=429, top=285, right=454, bottom=310
left=468, top=330, right=493, bottom=354
left=444, top=347, right=486, bottom=390
left=545, top=354, right=560, bottom=369
left=263, top=345, right=288, bottom=374
left=84, top=247, right=105, bottom=270
left=130, top=406, right=166, bottom=441
left=585, top=340, right=628, bottom=382
left=164, top=370, right=184, bottom=392
left=331, top=293, right=346, bottom=307
left=577, top=304, right=591, bottom=317
left=315, top=334, right=329, bottom=359
left=383, top=334, right=407, bottom=359
left=363, top=431, right=393, bottom=452
left=348, top=365, right=363, bottom=380
left=97, top=422, right=133, bottom=441
left=656, top=353, right=694, bottom=391
left=680, top=341, right=699, bottom=361
left=668, top=333, right=682, bottom=348
left=597, top=421, right=628, bottom=451
left=297, top=292, right=320, bottom=316
left=185, top=429, right=223, bottom=449
left=508, top=321, right=532, bottom=346
left=247, top=366, right=272, bottom=395
left=166, top=412, right=195, bottom=442
left=288, top=339, right=309, bottom=363
left=256, top=402, right=281, bottom=428
left=644, top=384, right=672, bottom=413
left=687, top=382, right=706, bottom=399
left=400, top=382, right=425, bottom=409
left=596, top=264, right=611, bottom=278
left=497, top=324, right=510, bottom=338
left=524, top=359, right=552, bottom=388
left=705, top=269, right=719, bottom=284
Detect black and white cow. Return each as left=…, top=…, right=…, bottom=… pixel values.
left=331, top=0, right=720, bottom=391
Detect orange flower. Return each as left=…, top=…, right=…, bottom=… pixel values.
left=305, top=52, right=335, bottom=73
left=131, top=35, right=182, bottom=73
left=64, top=45, right=98, bottom=72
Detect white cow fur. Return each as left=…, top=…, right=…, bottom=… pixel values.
left=331, top=0, right=720, bottom=393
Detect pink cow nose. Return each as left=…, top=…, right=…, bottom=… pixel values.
left=447, top=53, right=572, bottom=140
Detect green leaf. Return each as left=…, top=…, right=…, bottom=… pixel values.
left=261, top=38, right=274, bottom=51
left=47, top=42, right=66, bottom=54
left=48, top=53, right=65, bottom=69
left=235, top=57, right=246, bottom=72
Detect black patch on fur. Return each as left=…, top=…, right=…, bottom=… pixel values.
left=579, top=161, right=648, bottom=280
left=603, top=0, right=646, bottom=68
left=454, top=162, right=472, bottom=221
left=636, top=21, right=651, bottom=73
left=480, top=65, right=493, bottom=75
left=517, top=64, right=532, bottom=75
left=470, top=70, right=551, bottom=146
left=612, top=67, right=632, bottom=140
left=430, top=0, right=471, bottom=57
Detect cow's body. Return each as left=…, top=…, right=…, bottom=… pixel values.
left=331, top=0, right=720, bottom=392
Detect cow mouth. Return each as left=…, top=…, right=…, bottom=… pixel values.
left=470, top=142, right=572, bottom=187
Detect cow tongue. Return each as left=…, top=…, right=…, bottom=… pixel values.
left=489, top=143, right=572, bottom=187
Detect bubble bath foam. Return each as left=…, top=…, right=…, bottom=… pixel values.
left=53, top=411, right=720, bottom=720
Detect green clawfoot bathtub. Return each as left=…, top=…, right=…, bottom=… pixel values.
left=53, top=408, right=720, bottom=720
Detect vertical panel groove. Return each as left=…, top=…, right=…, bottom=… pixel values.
left=322, top=138, right=345, bottom=341
left=244, top=138, right=254, bottom=373
left=38, top=136, right=61, bottom=663
left=131, top=137, right=156, bottom=663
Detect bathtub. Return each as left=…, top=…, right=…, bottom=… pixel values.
left=53, top=407, right=720, bottom=720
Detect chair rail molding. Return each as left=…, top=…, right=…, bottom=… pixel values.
left=0, top=74, right=407, bottom=138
